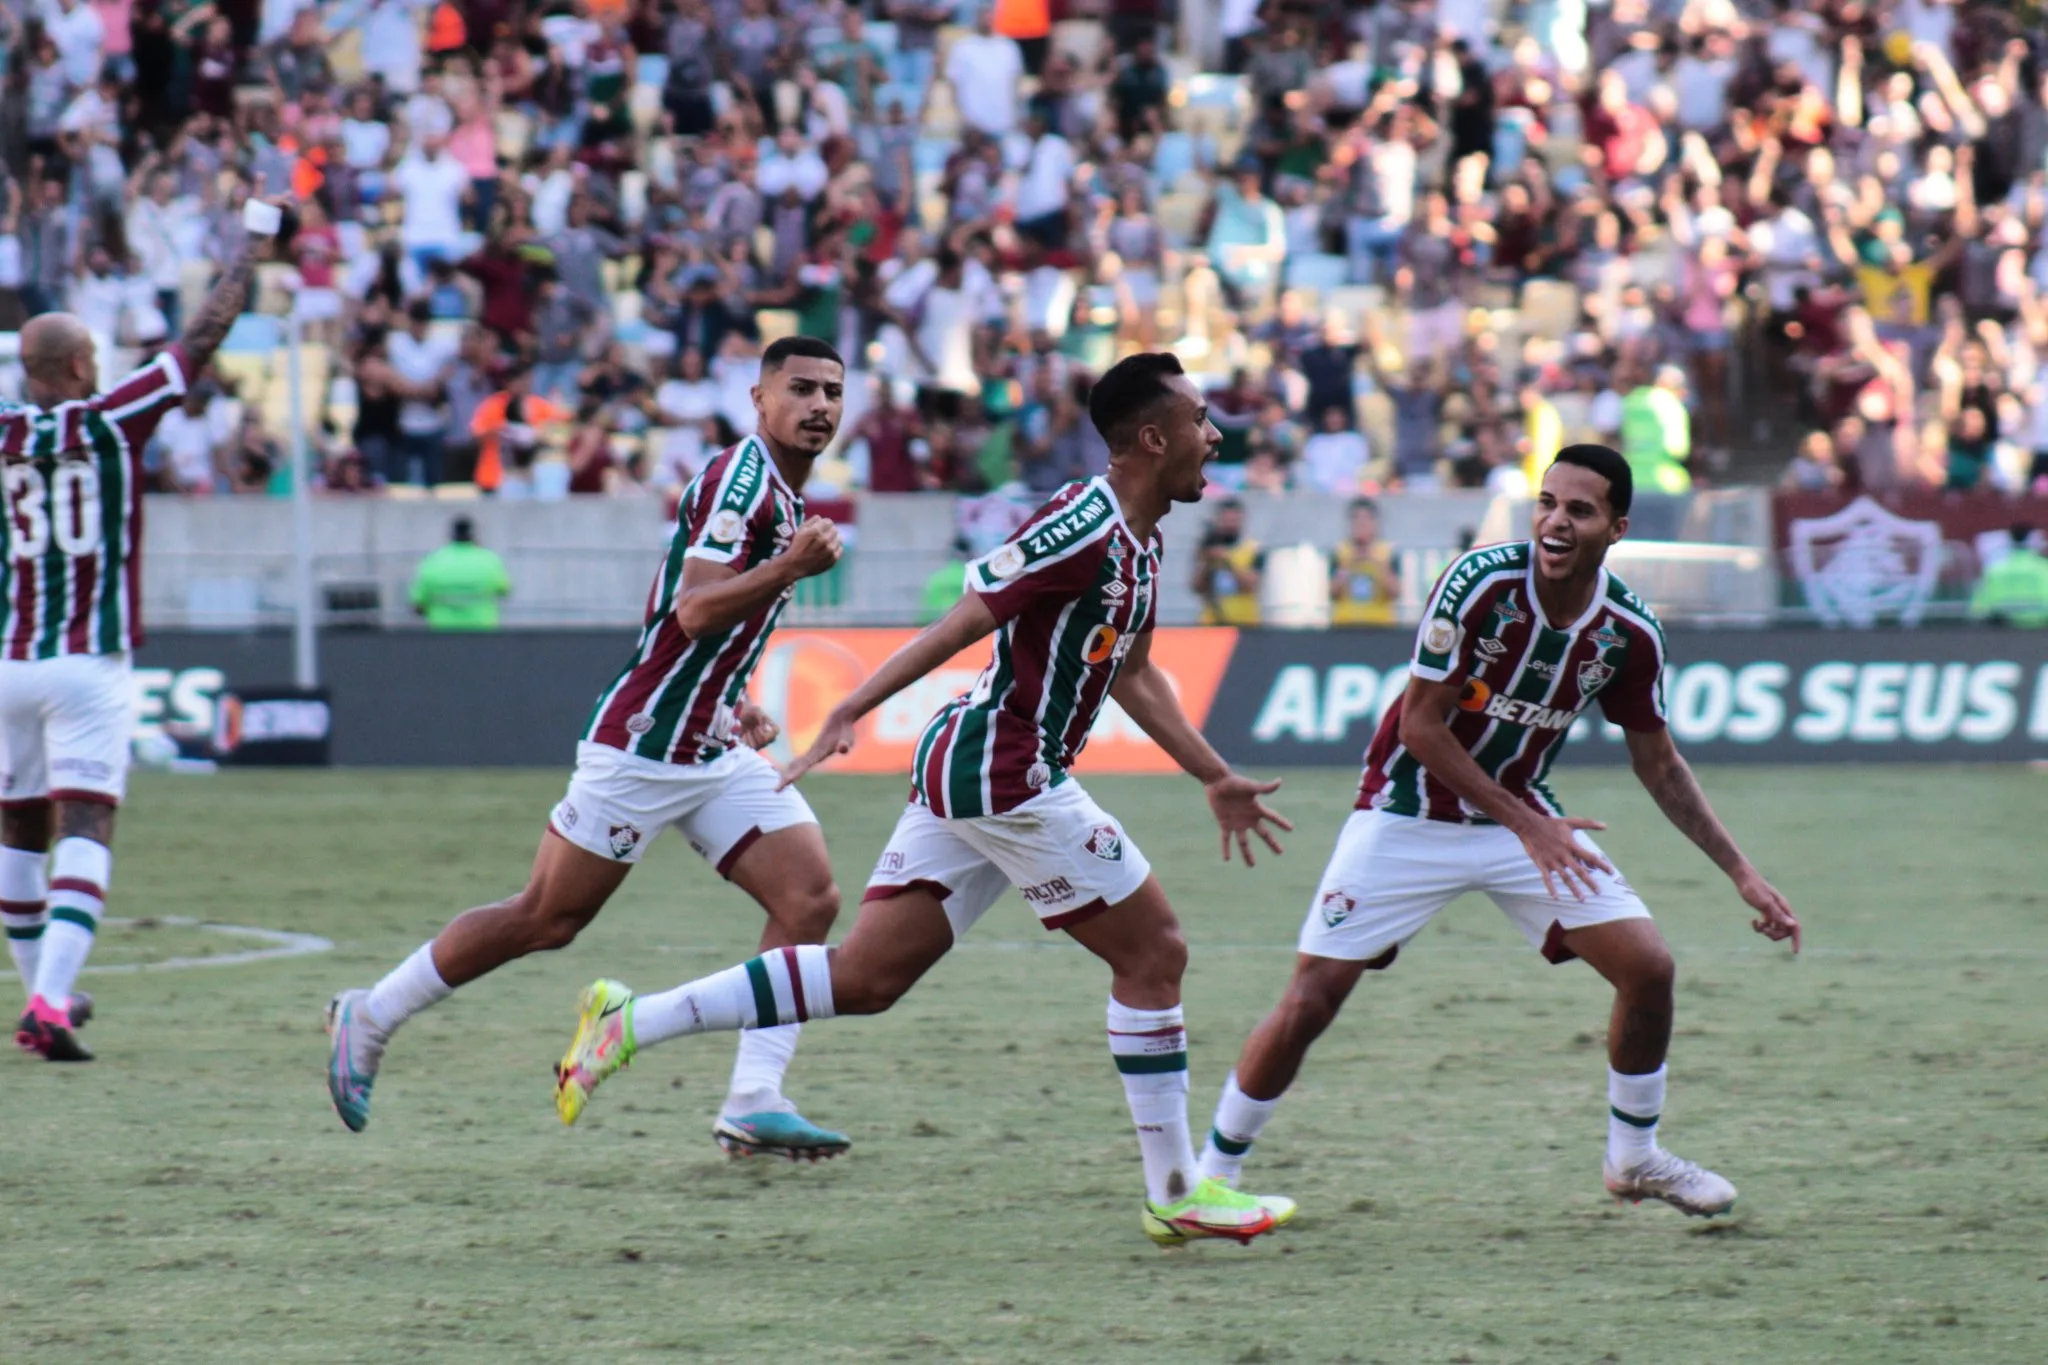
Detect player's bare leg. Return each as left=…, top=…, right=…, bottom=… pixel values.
left=1198, top=948, right=1392, bottom=1184
left=4, top=799, right=52, bottom=1036
left=1566, top=919, right=1733, bottom=1216
left=714, top=823, right=850, bottom=1159
left=18, top=800, right=113, bottom=1061
left=327, top=831, right=629, bottom=1132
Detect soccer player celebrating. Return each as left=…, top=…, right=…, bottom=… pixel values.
left=327, top=337, right=857, bottom=1159
left=1196, top=444, right=1800, bottom=1217
left=7, top=191, right=295, bottom=1060
left=553, top=353, right=1298, bottom=1246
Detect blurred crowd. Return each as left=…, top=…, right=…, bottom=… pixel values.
left=1, top=0, right=2046, bottom=502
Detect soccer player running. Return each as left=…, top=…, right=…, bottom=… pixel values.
left=7, top=190, right=295, bottom=1060
left=327, top=337, right=858, bottom=1160
left=553, top=353, right=1299, bottom=1246
left=1196, top=444, right=1801, bottom=1217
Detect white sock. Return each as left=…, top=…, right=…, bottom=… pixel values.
left=364, top=942, right=452, bottom=1035
left=634, top=945, right=835, bottom=1049
left=1608, top=1064, right=1667, bottom=1169
left=0, top=844, right=47, bottom=1001
left=1107, top=996, right=1198, bottom=1208
left=1198, top=1071, right=1282, bottom=1183
left=724, top=1023, right=801, bottom=1116
left=32, top=837, right=108, bottom=1010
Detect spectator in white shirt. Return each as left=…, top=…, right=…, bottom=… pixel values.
left=124, top=161, right=200, bottom=333
left=393, top=133, right=472, bottom=268
left=387, top=300, right=458, bottom=485
left=1300, top=403, right=1371, bottom=494
left=944, top=11, right=1024, bottom=137
left=65, top=245, right=124, bottom=342
left=44, top=0, right=104, bottom=89
left=651, top=346, right=722, bottom=488
left=1012, top=109, right=1074, bottom=250
left=757, top=127, right=829, bottom=202
left=150, top=388, right=230, bottom=494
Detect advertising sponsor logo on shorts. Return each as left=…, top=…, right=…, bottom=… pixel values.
left=556, top=802, right=579, bottom=829
left=1019, top=875, right=1077, bottom=906
left=608, top=822, right=643, bottom=859
left=51, top=757, right=114, bottom=782
left=1320, top=890, right=1357, bottom=927
left=1083, top=824, right=1123, bottom=862
left=878, top=851, right=905, bottom=874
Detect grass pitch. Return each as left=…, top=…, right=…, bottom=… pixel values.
left=3, top=764, right=2045, bottom=1364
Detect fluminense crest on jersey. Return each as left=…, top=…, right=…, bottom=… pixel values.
left=1360, top=541, right=1669, bottom=824
left=583, top=437, right=803, bottom=766
left=914, top=478, right=1160, bottom=820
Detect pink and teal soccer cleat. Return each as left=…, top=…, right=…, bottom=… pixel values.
left=713, top=1111, right=852, bottom=1162
left=325, top=989, right=390, bottom=1132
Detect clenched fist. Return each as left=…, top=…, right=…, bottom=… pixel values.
left=784, top=516, right=844, bottom=579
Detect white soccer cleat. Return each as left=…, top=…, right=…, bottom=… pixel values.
left=1604, top=1150, right=1737, bottom=1217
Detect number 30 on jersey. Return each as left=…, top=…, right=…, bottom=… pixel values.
left=6, top=463, right=103, bottom=560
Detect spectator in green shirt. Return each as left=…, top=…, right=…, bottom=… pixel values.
left=1620, top=365, right=1693, bottom=495
left=410, top=517, right=511, bottom=631
left=1970, top=526, right=2048, bottom=628
left=919, top=537, right=972, bottom=625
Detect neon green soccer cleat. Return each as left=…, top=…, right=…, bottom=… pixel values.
left=554, top=979, right=637, bottom=1126
left=1140, top=1176, right=1280, bottom=1247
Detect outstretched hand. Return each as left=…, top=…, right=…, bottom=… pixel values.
left=776, top=708, right=855, bottom=790
left=1735, top=867, right=1801, bottom=954
left=1206, top=773, right=1292, bottom=866
left=1516, top=814, right=1614, bottom=903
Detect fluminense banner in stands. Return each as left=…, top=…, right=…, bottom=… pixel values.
left=134, top=627, right=2048, bottom=768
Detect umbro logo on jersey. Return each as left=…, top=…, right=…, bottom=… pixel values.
left=1477, top=637, right=1506, bottom=657
left=608, top=823, right=643, bottom=859
left=1103, top=580, right=1128, bottom=600
left=1084, top=824, right=1124, bottom=862
left=1320, top=891, right=1357, bottom=927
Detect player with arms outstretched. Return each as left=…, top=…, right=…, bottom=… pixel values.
left=1196, top=445, right=1801, bottom=1217
left=552, top=353, right=1298, bottom=1246
left=326, top=337, right=857, bottom=1160
left=7, top=193, right=295, bottom=1060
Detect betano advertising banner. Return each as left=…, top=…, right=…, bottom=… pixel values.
left=134, top=627, right=2048, bottom=768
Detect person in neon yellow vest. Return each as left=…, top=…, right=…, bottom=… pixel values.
left=1620, top=365, right=1692, bottom=494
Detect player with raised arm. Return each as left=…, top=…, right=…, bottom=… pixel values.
left=7, top=190, right=293, bottom=1060
left=326, top=337, right=858, bottom=1160
left=1194, top=445, right=1801, bottom=1217
left=552, top=353, right=1299, bottom=1246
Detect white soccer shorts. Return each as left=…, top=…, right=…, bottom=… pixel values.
left=1297, top=809, right=1651, bottom=965
left=0, top=654, right=135, bottom=806
left=548, top=741, right=816, bottom=873
left=862, top=779, right=1153, bottom=939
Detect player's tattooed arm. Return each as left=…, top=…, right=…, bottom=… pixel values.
left=176, top=237, right=265, bottom=375
left=1624, top=727, right=1745, bottom=875
left=1626, top=727, right=1801, bottom=951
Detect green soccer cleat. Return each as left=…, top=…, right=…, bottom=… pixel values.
left=713, top=1110, right=852, bottom=1162
left=554, top=979, right=637, bottom=1126
left=1140, top=1176, right=1279, bottom=1247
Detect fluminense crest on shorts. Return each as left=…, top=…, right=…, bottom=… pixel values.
left=1084, top=823, right=1123, bottom=862
left=608, top=822, right=643, bottom=859
left=1320, top=890, right=1357, bottom=927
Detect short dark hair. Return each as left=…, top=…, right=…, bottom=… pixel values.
left=2014, top=523, right=2039, bottom=548
left=1088, top=351, right=1186, bottom=448
left=1549, top=443, right=1633, bottom=517
left=1349, top=496, right=1379, bottom=516
left=760, top=335, right=844, bottom=374
left=451, top=516, right=475, bottom=542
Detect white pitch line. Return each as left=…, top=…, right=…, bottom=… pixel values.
left=643, top=940, right=2045, bottom=961
left=84, top=915, right=335, bottom=975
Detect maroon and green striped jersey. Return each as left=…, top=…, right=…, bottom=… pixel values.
left=0, top=347, right=189, bottom=659
left=1359, top=540, right=1667, bottom=823
left=584, top=436, right=803, bottom=765
left=913, top=477, right=1159, bottom=819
